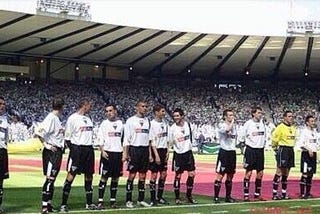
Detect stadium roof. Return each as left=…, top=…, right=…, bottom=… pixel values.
left=0, top=10, right=320, bottom=80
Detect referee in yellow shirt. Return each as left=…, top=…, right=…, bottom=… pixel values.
left=271, top=110, right=296, bottom=200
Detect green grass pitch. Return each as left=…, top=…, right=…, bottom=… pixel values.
left=3, top=150, right=320, bottom=213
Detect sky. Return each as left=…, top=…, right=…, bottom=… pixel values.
left=0, top=0, right=320, bottom=36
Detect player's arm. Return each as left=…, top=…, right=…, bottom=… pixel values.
left=97, top=122, right=108, bottom=159
left=150, top=139, right=160, bottom=164
left=271, top=125, right=281, bottom=150
left=237, top=123, right=246, bottom=147
left=122, top=121, right=130, bottom=162
left=149, top=124, right=160, bottom=164
left=64, top=117, right=74, bottom=151
left=36, top=119, right=57, bottom=152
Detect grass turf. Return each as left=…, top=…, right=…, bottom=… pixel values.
left=2, top=150, right=319, bottom=213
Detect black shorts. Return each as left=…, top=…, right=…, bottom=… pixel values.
left=276, top=146, right=295, bottom=168
left=300, top=151, right=317, bottom=174
left=67, top=145, right=95, bottom=175
left=0, top=148, right=9, bottom=179
left=42, top=147, right=63, bottom=177
left=100, top=151, right=123, bottom=178
left=127, top=146, right=149, bottom=173
left=149, top=148, right=168, bottom=173
left=172, top=150, right=195, bottom=173
left=216, top=149, right=236, bottom=174
left=243, top=146, right=264, bottom=171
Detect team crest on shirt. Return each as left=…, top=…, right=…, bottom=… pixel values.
left=83, top=117, right=87, bottom=124
left=112, top=123, right=117, bottom=130
left=160, top=123, right=164, bottom=130
left=308, top=167, right=312, bottom=172
left=139, top=120, right=144, bottom=127
left=102, top=170, right=108, bottom=175
left=0, top=120, right=2, bottom=125
left=181, top=128, right=185, bottom=134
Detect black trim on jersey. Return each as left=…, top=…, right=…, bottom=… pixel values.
left=187, top=122, right=193, bottom=143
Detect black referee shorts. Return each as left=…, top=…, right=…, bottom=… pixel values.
left=276, top=146, right=295, bottom=169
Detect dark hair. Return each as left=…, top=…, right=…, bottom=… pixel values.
left=222, top=109, right=233, bottom=120
left=173, top=108, right=184, bottom=116
left=78, top=98, right=90, bottom=109
left=283, top=110, right=293, bottom=117
left=52, top=97, right=64, bottom=110
left=135, top=99, right=146, bottom=106
left=251, top=106, right=262, bottom=116
left=305, top=115, right=314, bottom=124
left=0, top=96, right=4, bottom=101
left=106, top=103, right=117, bottom=111
left=153, top=104, right=164, bottom=113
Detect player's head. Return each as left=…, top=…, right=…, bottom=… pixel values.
left=172, top=108, right=184, bottom=124
left=135, top=100, right=148, bottom=117
left=52, top=97, right=64, bottom=112
left=283, top=110, right=294, bottom=125
left=78, top=98, right=91, bottom=113
left=251, top=106, right=263, bottom=121
left=105, top=103, right=117, bottom=120
left=153, top=104, right=165, bottom=119
left=0, top=96, right=5, bottom=115
left=222, top=109, right=234, bottom=123
left=305, top=115, right=316, bottom=129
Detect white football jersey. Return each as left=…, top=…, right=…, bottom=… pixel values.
left=37, top=112, right=64, bottom=148
left=0, top=114, right=8, bottom=149
left=169, top=121, right=192, bottom=154
left=217, top=122, right=237, bottom=151
left=239, top=119, right=266, bottom=148
left=149, top=119, right=169, bottom=149
left=97, top=119, right=124, bottom=152
left=123, top=115, right=150, bottom=147
left=65, top=112, right=93, bottom=146
left=298, top=127, right=319, bottom=152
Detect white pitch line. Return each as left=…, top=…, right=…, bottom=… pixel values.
left=25, top=198, right=320, bottom=214
left=212, top=211, right=228, bottom=213
left=289, top=205, right=301, bottom=209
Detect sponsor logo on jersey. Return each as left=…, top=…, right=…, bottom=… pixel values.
left=252, top=131, right=265, bottom=136
left=157, top=132, right=168, bottom=138
left=79, top=126, right=93, bottom=132
left=108, top=132, right=122, bottom=137
left=134, top=128, right=149, bottom=133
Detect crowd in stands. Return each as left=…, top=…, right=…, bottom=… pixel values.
left=0, top=80, right=319, bottom=143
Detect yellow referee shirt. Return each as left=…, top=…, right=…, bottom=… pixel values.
left=271, top=123, right=296, bottom=148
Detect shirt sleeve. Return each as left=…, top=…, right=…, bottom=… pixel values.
left=36, top=116, right=54, bottom=139
left=237, top=123, right=246, bottom=143
left=123, top=120, right=131, bottom=147
left=271, top=125, right=281, bottom=149
left=64, top=117, right=73, bottom=141
left=149, top=123, right=157, bottom=146
left=97, top=122, right=104, bottom=146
